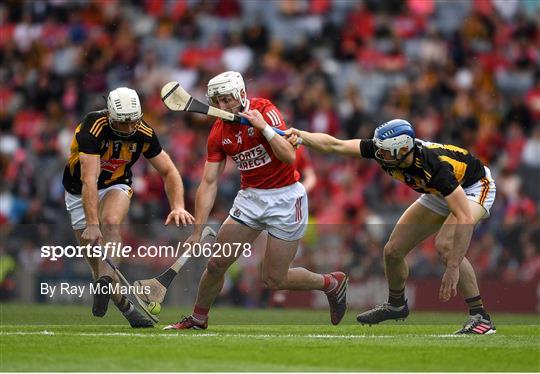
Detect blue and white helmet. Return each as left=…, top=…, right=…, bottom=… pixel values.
left=373, top=119, right=415, bottom=167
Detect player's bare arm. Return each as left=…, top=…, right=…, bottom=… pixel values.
left=285, top=128, right=362, bottom=157
left=438, top=186, right=476, bottom=301
left=239, top=109, right=296, bottom=164
left=80, top=153, right=102, bottom=244
left=147, top=150, right=194, bottom=227
left=187, top=160, right=226, bottom=242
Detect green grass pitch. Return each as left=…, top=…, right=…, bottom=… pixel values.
left=1, top=303, right=538, bottom=372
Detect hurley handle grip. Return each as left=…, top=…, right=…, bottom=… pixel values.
left=234, top=115, right=286, bottom=136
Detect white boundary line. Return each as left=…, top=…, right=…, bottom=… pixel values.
left=0, top=331, right=475, bottom=339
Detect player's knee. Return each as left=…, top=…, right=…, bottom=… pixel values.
left=206, top=258, right=229, bottom=277
left=101, top=214, right=122, bottom=226
left=101, top=215, right=122, bottom=236
left=383, top=242, right=404, bottom=262
left=262, top=274, right=285, bottom=290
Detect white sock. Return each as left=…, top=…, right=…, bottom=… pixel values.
left=192, top=314, right=207, bottom=323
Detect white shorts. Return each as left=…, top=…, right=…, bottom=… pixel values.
left=65, top=184, right=133, bottom=230
left=229, top=182, right=308, bottom=241
left=417, top=166, right=496, bottom=218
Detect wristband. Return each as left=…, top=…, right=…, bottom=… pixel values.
left=262, top=125, right=276, bottom=141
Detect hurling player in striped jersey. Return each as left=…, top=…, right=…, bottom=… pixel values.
left=286, top=119, right=497, bottom=334
left=62, top=87, right=193, bottom=327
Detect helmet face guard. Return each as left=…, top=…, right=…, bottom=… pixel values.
left=107, top=87, right=142, bottom=138
left=108, top=119, right=141, bottom=138
left=373, top=119, right=416, bottom=168
left=207, top=71, right=247, bottom=111
left=374, top=142, right=415, bottom=167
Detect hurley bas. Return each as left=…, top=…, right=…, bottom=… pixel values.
left=41, top=282, right=151, bottom=298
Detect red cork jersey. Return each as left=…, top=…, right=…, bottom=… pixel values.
left=206, top=98, right=299, bottom=189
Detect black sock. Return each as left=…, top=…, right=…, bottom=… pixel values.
left=388, top=287, right=406, bottom=307
left=465, top=295, right=488, bottom=319
left=115, top=295, right=133, bottom=315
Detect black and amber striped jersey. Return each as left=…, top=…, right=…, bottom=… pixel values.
left=62, top=110, right=162, bottom=194
left=360, top=139, right=486, bottom=196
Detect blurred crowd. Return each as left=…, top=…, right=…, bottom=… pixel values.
left=1, top=0, right=539, bottom=302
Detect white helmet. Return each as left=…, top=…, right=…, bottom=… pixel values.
left=207, top=71, right=247, bottom=108
left=107, top=87, right=142, bottom=123
left=107, top=87, right=142, bottom=137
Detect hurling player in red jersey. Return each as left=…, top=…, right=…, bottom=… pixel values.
left=164, top=71, right=347, bottom=330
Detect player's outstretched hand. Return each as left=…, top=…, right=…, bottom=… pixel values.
left=82, top=224, right=103, bottom=245
left=439, top=266, right=459, bottom=301
left=285, top=128, right=301, bottom=148
left=165, top=208, right=195, bottom=227
left=238, top=109, right=266, bottom=130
